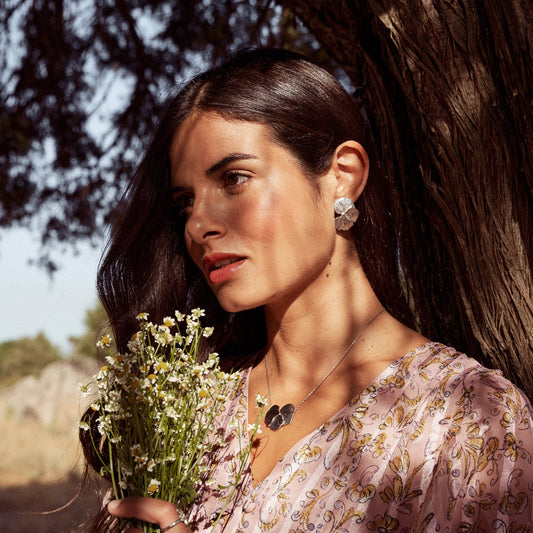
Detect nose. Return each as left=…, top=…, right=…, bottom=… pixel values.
left=185, top=193, right=226, bottom=244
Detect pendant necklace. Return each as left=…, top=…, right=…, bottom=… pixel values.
left=263, top=308, right=385, bottom=431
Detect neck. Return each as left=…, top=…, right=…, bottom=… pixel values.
left=262, top=247, right=384, bottom=389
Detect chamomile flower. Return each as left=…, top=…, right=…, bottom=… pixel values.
left=155, top=361, right=169, bottom=372
left=147, top=479, right=160, bottom=494
left=192, top=365, right=204, bottom=377
left=155, top=331, right=173, bottom=345
left=96, top=335, right=112, bottom=348
left=255, top=394, right=268, bottom=408
left=130, top=444, right=142, bottom=457
left=163, top=316, right=175, bottom=328
left=81, top=309, right=265, bottom=531
left=203, top=327, right=214, bottom=338
left=191, top=308, right=205, bottom=318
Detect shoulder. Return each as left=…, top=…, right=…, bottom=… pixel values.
left=399, top=343, right=533, bottom=474
left=397, top=342, right=531, bottom=406
left=383, top=342, right=533, bottom=436
left=410, top=345, right=533, bottom=527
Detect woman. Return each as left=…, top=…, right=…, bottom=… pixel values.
left=83, top=49, right=533, bottom=532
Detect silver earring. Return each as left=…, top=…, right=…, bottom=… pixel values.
left=334, top=197, right=359, bottom=231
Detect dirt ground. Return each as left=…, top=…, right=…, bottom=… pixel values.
left=0, top=473, right=104, bottom=533
left=0, top=417, right=106, bottom=532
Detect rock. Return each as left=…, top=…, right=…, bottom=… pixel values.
left=0, top=358, right=100, bottom=434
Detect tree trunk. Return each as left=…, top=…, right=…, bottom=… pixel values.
left=283, top=0, right=533, bottom=399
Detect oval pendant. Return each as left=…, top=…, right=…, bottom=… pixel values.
left=280, top=403, right=295, bottom=424
left=264, top=404, right=280, bottom=427
left=268, top=413, right=284, bottom=431
left=264, top=403, right=295, bottom=431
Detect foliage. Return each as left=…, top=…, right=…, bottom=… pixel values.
left=0, top=332, right=61, bottom=387
left=0, top=0, right=334, bottom=270
left=69, top=300, right=113, bottom=360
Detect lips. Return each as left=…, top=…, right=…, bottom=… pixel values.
left=202, top=253, right=246, bottom=284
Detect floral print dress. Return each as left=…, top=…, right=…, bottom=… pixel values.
left=189, top=343, right=533, bottom=532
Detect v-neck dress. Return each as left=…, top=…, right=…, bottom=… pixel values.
left=187, top=343, right=533, bottom=532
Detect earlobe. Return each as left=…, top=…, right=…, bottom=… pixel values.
left=332, top=141, right=369, bottom=202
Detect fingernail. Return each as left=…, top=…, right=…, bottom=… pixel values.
left=108, top=500, right=119, bottom=511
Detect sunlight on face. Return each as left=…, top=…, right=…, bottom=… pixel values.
left=169, top=112, right=337, bottom=313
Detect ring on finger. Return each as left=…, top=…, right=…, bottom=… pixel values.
left=160, top=508, right=188, bottom=532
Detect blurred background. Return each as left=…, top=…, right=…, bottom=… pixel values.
left=1, top=1, right=531, bottom=531
left=0, top=229, right=102, bottom=531
left=0, top=2, right=325, bottom=530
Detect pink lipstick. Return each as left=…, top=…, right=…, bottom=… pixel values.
left=202, top=254, right=246, bottom=284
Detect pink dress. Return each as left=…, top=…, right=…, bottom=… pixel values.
left=189, top=343, right=533, bottom=532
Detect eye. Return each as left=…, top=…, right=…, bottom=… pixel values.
left=222, top=171, right=251, bottom=190
left=172, top=193, right=194, bottom=217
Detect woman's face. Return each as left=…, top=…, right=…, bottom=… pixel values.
left=169, top=112, right=337, bottom=313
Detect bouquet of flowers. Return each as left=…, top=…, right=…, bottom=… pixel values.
left=80, top=309, right=265, bottom=532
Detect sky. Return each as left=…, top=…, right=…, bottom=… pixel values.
left=0, top=6, right=117, bottom=355
left=0, top=9, right=207, bottom=356
left=0, top=227, right=102, bottom=354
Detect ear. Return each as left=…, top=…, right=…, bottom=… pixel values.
left=328, top=141, right=369, bottom=202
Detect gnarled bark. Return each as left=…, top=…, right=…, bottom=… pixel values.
left=284, top=0, right=533, bottom=398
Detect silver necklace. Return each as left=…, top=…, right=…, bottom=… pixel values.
left=263, top=308, right=385, bottom=431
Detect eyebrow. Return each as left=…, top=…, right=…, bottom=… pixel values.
left=170, top=152, right=258, bottom=195
left=206, top=153, right=258, bottom=175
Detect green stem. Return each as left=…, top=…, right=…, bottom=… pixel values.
left=208, top=407, right=264, bottom=532
left=108, top=438, right=120, bottom=499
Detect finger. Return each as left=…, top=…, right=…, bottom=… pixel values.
left=121, top=520, right=190, bottom=533
left=121, top=524, right=187, bottom=533
left=108, top=497, right=180, bottom=526
left=121, top=521, right=190, bottom=533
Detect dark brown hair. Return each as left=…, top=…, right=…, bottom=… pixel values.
left=98, top=47, right=409, bottom=355
left=82, top=47, right=411, bottom=531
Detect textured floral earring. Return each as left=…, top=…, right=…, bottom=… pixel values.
left=334, top=197, right=359, bottom=231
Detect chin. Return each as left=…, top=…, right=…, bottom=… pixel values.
left=219, top=301, right=256, bottom=314
left=214, top=291, right=261, bottom=314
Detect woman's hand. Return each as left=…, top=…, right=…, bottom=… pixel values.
left=108, top=497, right=192, bottom=533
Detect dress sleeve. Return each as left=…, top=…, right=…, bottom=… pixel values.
left=419, top=367, right=533, bottom=531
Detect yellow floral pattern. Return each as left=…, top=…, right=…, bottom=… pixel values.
left=189, top=343, right=533, bottom=532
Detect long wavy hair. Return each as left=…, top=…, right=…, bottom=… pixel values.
left=80, top=48, right=412, bottom=531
